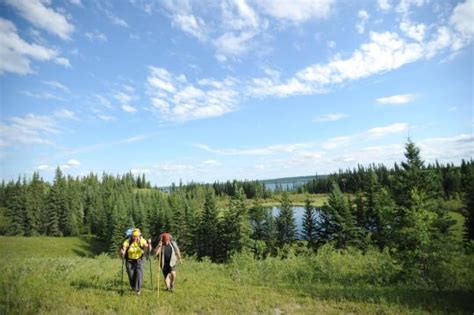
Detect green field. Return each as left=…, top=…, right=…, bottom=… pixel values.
left=1, top=237, right=473, bottom=314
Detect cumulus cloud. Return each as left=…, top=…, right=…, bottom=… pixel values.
left=4, top=0, right=74, bottom=40
left=147, top=66, right=239, bottom=121
left=0, top=18, right=70, bottom=75
left=172, top=14, right=206, bottom=41
left=256, top=0, right=334, bottom=22
left=356, top=10, right=370, bottom=34
left=450, top=0, right=474, bottom=38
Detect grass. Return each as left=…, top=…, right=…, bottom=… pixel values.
left=0, top=236, right=472, bottom=314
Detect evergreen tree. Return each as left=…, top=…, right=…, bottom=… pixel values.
left=249, top=198, right=266, bottom=240
left=195, top=189, right=220, bottom=261
left=220, top=188, right=251, bottom=260
left=4, top=179, right=25, bottom=236
left=302, top=198, right=317, bottom=248
left=276, top=192, right=296, bottom=246
left=319, top=182, right=357, bottom=248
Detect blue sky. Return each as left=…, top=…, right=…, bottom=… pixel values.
left=1, top=0, right=473, bottom=186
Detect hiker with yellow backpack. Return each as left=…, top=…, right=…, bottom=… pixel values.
left=119, top=228, right=152, bottom=295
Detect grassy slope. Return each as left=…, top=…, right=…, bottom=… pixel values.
left=1, top=237, right=472, bottom=314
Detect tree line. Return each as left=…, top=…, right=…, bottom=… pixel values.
left=1, top=141, right=473, bottom=277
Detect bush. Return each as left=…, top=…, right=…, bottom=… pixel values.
left=227, top=244, right=401, bottom=287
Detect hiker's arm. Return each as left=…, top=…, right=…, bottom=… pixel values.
left=120, top=245, right=128, bottom=257
left=146, top=239, right=152, bottom=253
left=154, top=241, right=162, bottom=256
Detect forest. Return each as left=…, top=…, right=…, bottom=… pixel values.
left=1, top=140, right=473, bottom=288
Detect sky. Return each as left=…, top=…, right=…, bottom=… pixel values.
left=0, top=0, right=473, bottom=186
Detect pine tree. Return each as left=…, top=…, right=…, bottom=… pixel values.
left=302, top=198, right=317, bottom=248
left=195, top=189, right=220, bottom=261
left=220, top=188, right=251, bottom=260
left=319, top=182, right=357, bottom=248
left=276, top=192, right=296, bottom=246
left=4, top=179, right=25, bottom=236
left=249, top=198, right=266, bottom=240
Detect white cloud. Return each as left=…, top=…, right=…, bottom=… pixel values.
left=67, top=159, right=80, bottom=167
left=377, top=0, right=392, bottom=11
left=450, top=0, right=474, bottom=38
left=396, top=0, right=428, bottom=16
left=172, top=14, right=206, bottom=41
left=43, top=80, right=70, bottom=93
left=69, top=0, right=82, bottom=6
left=0, top=113, right=59, bottom=146
left=194, top=142, right=312, bottom=156
left=54, top=109, right=79, bottom=120
left=322, top=123, right=408, bottom=149
left=419, top=134, right=474, bottom=161
left=214, top=31, right=258, bottom=58
left=37, top=164, right=49, bottom=170
left=4, top=0, right=74, bottom=40
left=366, top=123, right=408, bottom=138
left=0, top=18, right=70, bottom=75
left=202, top=160, right=222, bottom=166
left=23, top=91, right=65, bottom=101
left=109, top=15, right=128, bottom=28
left=121, top=105, right=137, bottom=113
left=222, top=0, right=260, bottom=31
left=114, top=92, right=133, bottom=104
left=97, top=114, right=115, bottom=121
left=85, top=31, right=107, bottom=41
left=327, top=40, right=336, bottom=48
left=297, top=32, right=424, bottom=86
left=376, top=94, right=416, bottom=104
left=356, top=10, right=369, bottom=34
left=147, top=66, right=240, bottom=121
left=400, top=19, right=426, bottom=42
left=257, top=0, right=334, bottom=23
left=315, top=113, right=348, bottom=122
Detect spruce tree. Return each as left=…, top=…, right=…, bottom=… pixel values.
left=302, top=198, right=317, bottom=248
left=276, top=192, right=296, bottom=246
left=195, top=189, right=219, bottom=261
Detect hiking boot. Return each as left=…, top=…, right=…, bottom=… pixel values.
left=136, top=290, right=141, bottom=295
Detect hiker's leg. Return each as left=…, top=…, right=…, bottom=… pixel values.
left=135, top=258, right=144, bottom=291
left=162, top=266, right=171, bottom=289
left=126, top=260, right=134, bottom=288
left=165, top=274, right=171, bottom=289
left=170, top=270, right=177, bottom=288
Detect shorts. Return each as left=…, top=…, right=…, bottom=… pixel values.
left=162, top=264, right=176, bottom=277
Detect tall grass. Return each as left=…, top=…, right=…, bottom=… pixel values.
left=1, top=237, right=473, bottom=314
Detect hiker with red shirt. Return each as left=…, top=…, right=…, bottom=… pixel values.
left=154, top=232, right=182, bottom=292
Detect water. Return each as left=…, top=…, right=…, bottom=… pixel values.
left=269, top=206, right=321, bottom=234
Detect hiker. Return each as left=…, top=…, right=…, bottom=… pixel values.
left=119, top=228, right=152, bottom=295
left=154, top=232, right=182, bottom=292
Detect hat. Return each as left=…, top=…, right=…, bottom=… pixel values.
left=132, top=229, right=141, bottom=237
left=161, top=233, right=171, bottom=242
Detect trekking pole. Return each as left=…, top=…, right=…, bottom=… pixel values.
left=148, top=250, right=154, bottom=292
left=157, top=250, right=162, bottom=298
left=120, top=256, right=125, bottom=295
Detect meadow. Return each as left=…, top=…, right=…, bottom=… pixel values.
left=1, top=236, right=472, bottom=314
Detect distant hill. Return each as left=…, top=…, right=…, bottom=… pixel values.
left=157, top=174, right=327, bottom=192
left=262, top=174, right=327, bottom=191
